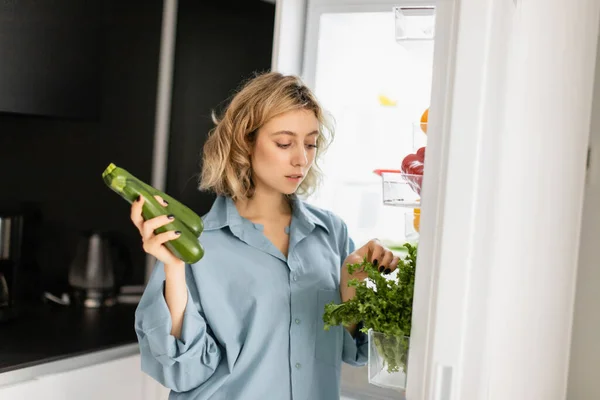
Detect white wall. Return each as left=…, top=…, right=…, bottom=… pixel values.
left=567, top=14, right=600, bottom=399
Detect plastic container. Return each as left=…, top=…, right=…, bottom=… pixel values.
left=374, top=169, right=422, bottom=207
left=368, top=329, right=410, bottom=389
left=394, top=6, right=436, bottom=41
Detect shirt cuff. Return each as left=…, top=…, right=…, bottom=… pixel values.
left=140, top=281, right=214, bottom=366
left=342, top=321, right=369, bottom=366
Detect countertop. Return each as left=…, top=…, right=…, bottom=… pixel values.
left=0, top=301, right=138, bottom=376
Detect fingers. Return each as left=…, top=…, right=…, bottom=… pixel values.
left=142, top=230, right=181, bottom=254
left=129, top=193, right=179, bottom=264
left=142, top=214, right=175, bottom=240
left=154, top=195, right=168, bottom=207
left=130, top=196, right=145, bottom=233
left=130, top=194, right=169, bottom=234
left=367, top=239, right=384, bottom=269
left=383, top=255, right=400, bottom=275
left=379, top=250, right=395, bottom=274
left=364, top=239, right=399, bottom=275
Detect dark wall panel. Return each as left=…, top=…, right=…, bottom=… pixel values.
left=0, top=0, right=163, bottom=294
left=166, top=1, right=276, bottom=217
left=0, top=0, right=276, bottom=299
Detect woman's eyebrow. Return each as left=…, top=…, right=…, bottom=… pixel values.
left=270, top=130, right=319, bottom=137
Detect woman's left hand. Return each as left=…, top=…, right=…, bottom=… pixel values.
left=340, top=238, right=400, bottom=303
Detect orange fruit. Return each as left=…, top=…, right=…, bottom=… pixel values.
left=413, top=208, right=421, bottom=232
left=420, top=108, right=429, bottom=134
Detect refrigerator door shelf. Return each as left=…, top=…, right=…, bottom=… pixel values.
left=374, top=170, right=422, bottom=208
left=394, top=6, right=436, bottom=42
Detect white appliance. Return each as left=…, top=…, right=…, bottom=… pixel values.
left=272, top=0, right=600, bottom=399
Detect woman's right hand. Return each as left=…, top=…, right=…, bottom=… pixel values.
left=130, top=195, right=184, bottom=267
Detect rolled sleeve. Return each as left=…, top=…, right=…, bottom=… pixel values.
left=342, top=322, right=368, bottom=366
left=338, top=220, right=368, bottom=366
left=135, top=261, right=222, bottom=392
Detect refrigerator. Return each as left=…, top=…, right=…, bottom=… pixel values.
left=271, top=0, right=600, bottom=399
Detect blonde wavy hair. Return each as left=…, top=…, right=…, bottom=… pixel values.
left=199, top=71, right=334, bottom=201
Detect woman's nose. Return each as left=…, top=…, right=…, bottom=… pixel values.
left=292, top=148, right=308, bottom=167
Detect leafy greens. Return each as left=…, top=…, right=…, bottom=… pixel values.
left=323, top=243, right=417, bottom=373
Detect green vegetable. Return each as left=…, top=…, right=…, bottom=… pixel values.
left=102, top=163, right=205, bottom=264
left=102, top=163, right=204, bottom=237
left=323, top=243, right=417, bottom=373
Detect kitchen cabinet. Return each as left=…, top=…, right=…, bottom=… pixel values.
left=37, top=355, right=143, bottom=400
left=0, top=377, right=48, bottom=400
left=0, top=0, right=165, bottom=293
left=0, top=353, right=169, bottom=400
left=142, top=373, right=171, bottom=400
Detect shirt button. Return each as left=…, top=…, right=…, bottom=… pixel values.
left=292, top=276, right=298, bottom=282
left=295, top=363, right=301, bottom=369
left=295, top=318, right=301, bottom=324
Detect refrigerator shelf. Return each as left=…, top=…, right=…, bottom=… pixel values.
left=373, top=169, right=422, bottom=208
left=394, top=6, right=436, bottom=42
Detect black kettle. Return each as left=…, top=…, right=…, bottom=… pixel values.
left=68, top=231, right=117, bottom=308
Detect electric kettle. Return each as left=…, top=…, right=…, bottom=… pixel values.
left=68, top=231, right=117, bottom=308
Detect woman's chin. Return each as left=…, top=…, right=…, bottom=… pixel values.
left=281, top=188, right=297, bottom=195
left=280, top=185, right=300, bottom=196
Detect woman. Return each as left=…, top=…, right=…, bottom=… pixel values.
left=133, top=72, right=400, bottom=400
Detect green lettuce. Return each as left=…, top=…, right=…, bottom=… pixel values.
left=323, top=243, right=417, bottom=373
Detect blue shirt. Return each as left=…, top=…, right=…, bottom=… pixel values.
left=134, top=195, right=368, bottom=400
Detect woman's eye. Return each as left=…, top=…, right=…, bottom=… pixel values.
left=276, top=143, right=291, bottom=149
left=306, top=144, right=318, bottom=149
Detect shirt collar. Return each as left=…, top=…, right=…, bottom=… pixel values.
left=289, top=195, right=330, bottom=234
left=202, top=194, right=330, bottom=234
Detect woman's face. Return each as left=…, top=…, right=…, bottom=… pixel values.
left=251, top=109, right=320, bottom=196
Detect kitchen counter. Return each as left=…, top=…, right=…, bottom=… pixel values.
left=0, top=301, right=139, bottom=384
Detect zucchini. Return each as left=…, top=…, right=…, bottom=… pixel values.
left=102, top=163, right=205, bottom=264
left=102, top=163, right=203, bottom=237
